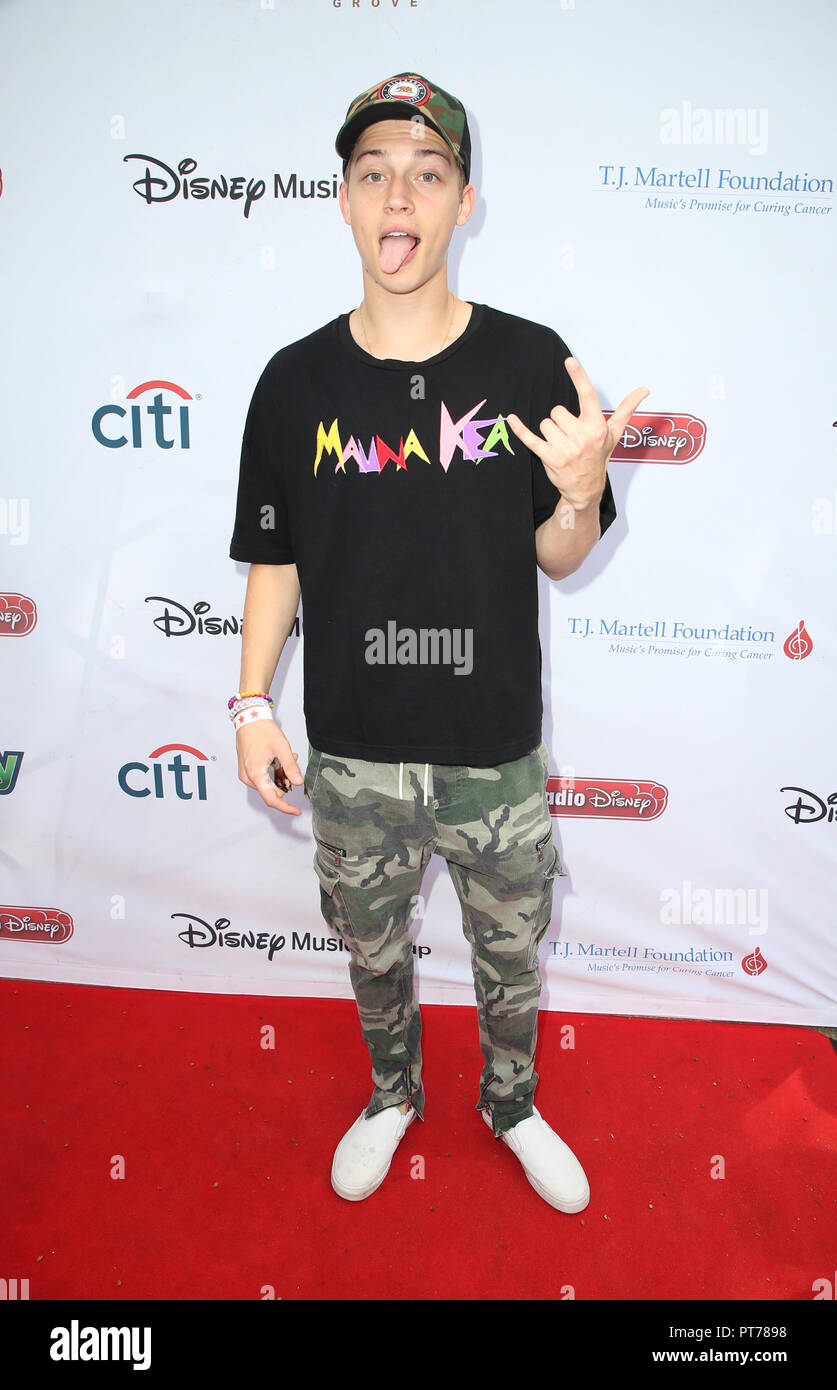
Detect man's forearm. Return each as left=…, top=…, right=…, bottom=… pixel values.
left=535, top=497, right=602, bottom=581
left=238, top=562, right=301, bottom=692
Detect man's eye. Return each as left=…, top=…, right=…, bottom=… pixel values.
left=361, top=170, right=439, bottom=183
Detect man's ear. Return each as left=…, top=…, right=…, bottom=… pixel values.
left=455, top=183, right=476, bottom=227
left=338, top=179, right=351, bottom=226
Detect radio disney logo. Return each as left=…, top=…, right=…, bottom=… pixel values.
left=0, top=907, right=74, bottom=944
left=547, top=776, right=668, bottom=820
left=603, top=411, right=706, bottom=464
left=91, top=380, right=194, bottom=450
left=118, top=744, right=211, bottom=800
left=781, top=786, right=837, bottom=824
left=1, top=593, right=37, bottom=636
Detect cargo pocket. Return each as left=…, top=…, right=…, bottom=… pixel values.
left=311, top=847, right=365, bottom=963
left=313, top=850, right=340, bottom=897
left=535, top=826, right=566, bottom=878
left=527, top=842, right=562, bottom=969
left=534, top=826, right=553, bottom=863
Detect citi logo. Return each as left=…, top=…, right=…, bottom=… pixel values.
left=50, top=1319, right=150, bottom=1371
left=118, top=743, right=210, bottom=799
left=92, top=379, right=193, bottom=449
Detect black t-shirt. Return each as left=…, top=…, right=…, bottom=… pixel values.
left=229, top=302, right=616, bottom=765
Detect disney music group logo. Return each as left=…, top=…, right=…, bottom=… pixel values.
left=781, top=787, right=836, bottom=824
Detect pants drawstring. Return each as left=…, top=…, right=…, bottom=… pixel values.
left=398, top=762, right=432, bottom=805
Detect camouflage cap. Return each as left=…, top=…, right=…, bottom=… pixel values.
left=336, top=72, right=471, bottom=184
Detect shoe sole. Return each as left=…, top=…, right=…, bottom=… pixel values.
left=521, top=1166, right=590, bottom=1214
left=331, top=1164, right=391, bottom=1202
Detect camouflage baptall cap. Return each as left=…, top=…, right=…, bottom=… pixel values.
left=336, top=72, right=471, bottom=183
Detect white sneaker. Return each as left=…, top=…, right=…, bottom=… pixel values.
left=331, top=1105, right=416, bottom=1201
left=482, top=1104, right=590, bottom=1213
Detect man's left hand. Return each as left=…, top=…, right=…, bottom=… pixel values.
left=506, top=357, right=650, bottom=512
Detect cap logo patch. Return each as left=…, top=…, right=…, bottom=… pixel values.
left=378, top=77, right=430, bottom=106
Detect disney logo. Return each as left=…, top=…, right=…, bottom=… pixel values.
left=1, top=913, right=62, bottom=937
left=587, top=787, right=653, bottom=814
left=619, top=422, right=690, bottom=455
left=145, top=597, right=242, bottom=637
left=606, top=411, right=706, bottom=465
left=123, top=154, right=265, bottom=219
left=173, top=913, right=285, bottom=961
left=780, top=786, right=837, bottom=824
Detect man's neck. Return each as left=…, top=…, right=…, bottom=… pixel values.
left=351, top=274, right=467, bottom=361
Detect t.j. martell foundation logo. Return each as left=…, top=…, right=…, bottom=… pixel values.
left=91, top=380, right=194, bottom=449
left=742, top=946, right=767, bottom=976
left=783, top=620, right=813, bottom=659
left=547, top=776, right=668, bottom=820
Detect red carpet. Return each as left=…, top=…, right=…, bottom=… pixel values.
left=1, top=978, right=834, bottom=1301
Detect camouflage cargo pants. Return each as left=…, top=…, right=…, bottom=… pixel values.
left=304, top=738, right=563, bottom=1138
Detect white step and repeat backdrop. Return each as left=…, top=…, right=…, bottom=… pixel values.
left=2, top=0, right=835, bottom=1024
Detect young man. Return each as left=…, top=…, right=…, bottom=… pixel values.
left=229, top=72, right=648, bottom=1213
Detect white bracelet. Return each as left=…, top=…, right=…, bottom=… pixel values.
left=233, top=704, right=275, bottom=731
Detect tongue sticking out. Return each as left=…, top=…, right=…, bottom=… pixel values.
left=380, top=234, right=418, bottom=273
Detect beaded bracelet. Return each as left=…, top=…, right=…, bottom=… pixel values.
left=228, top=690, right=273, bottom=710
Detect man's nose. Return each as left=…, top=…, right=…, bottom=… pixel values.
left=385, top=172, right=413, bottom=209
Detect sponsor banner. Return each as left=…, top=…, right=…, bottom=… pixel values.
left=0, top=0, right=834, bottom=1026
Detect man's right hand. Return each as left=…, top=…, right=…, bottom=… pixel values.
left=236, top=719, right=304, bottom=815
